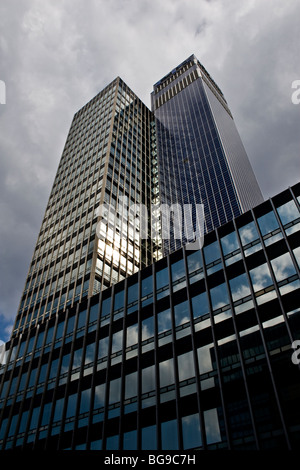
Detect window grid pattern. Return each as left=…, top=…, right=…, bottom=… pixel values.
left=13, top=78, right=161, bottom=337
left=152, top=55, right=263, bottom=256
left=0, top=184, right=299, bottom=450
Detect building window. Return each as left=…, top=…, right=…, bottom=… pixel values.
left=159, top=358, right=174, bottom=388
left=142, top=424, right=157, bottom=450
left=182, top=413, right=202, bottom=449
left=123, top=429, right=137, bottom=450
left=277, top=200, right=299, bottom=225
left=210, top=283, right=229, bottom=311
left=161, top=419, right=178, bottom=450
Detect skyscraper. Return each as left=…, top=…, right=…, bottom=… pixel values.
left=2, top=57, right=298, bottom=453
left=152, top=55, right=263, bottom=254
left=13, top=77, right=160, bottom=337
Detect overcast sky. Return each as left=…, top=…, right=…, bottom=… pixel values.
left=0, top=0, right=299, bottom=343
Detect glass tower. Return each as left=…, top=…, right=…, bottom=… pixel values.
left=152, top=55, right=264, bottom=254
left=13, top=77, right=161, bottom=337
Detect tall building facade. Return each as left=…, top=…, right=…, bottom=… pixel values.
left=13, top=77, right=161, bottom=337
left=0, top=183, right=299, bottom=450
left=2, top=57, right=299, bottom=453
left=152, top=55, right=263, bottom=254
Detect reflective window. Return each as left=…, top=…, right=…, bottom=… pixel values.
left=26, top=336, right=35, bottom=354
left=257, top=211, right=278, bottom=234
left=221, top=231, right=242, bottom=266
left=271, top=252, right=299, bottom=295
left=171, top=258, right=186, bottom=292
left=29, top=407, right=40, bottom=430
left=249, top=263, right=276, bottom=305
left=191, top=291, right=209, bottom=318
left=203, top=241, right=221, bottom=264
left=125, top=371, right=137, bottom=400
left=157, top=308, right=172, bottom=334
left=98, top=336, right=109, bottom=359
left=161, top=419, right=178, bottom=450
left=142, top=316, right=154, bottom=341
left=114, top=290, right=124, bottom=312
left=159, top=358, right=174, bottom=388
left=8, top=376, right=18, bottom=396
left=277, top=200, right=299, bottom=225
left=18, top=410, right=29, bottom=434
left=293, top=246, right=300, bottom=268
left=186, top=250, right=203, bottom=283
left=72, top=347, right=82, bottom=370
left=229, top=273, right=251, bottom=302
left=35, top=331, right=44, bottom=350
left=28, top=367, right=38, bottom=388
left=57, top=355, right=70, bottom=386
left=197, top=343, right=214, bottom=375
left=17, top=372, right=27, bottom=394
left=53, top=397, right=64, bottom=423
left=77, top=309, right=87, bottom=330
left=142, top=365, right=155, bottom=395
left=55, top=321, right=64, bottom=341
left=109, top=377, right=121, bottom=405
left=238, top=221, right=261, bottom=256
left=0, top=418, right=9, bottom=440
left=142, top=425, right=157, bottom=450
left=182, top=413, right=202, bottom=449
left=45, top=326, right=54, bottom=344
left=8, top=414, right=18, bottom=437
left=221, top=231, right=239, bottom=254
left=123, top=429, right=137, bottom=450
left=204, top=408, right=221, bottom=444
left=66, top=315, right=75, bottom=336
left=48, top=358, right=59, bottom=380
left=85, top=343, right=95, bottom=364
left=127, top=283, right=138, bottom=309
left=174, top=300, right=190, bottom=326
left=249, top=263, right=273, bottom=291
left=111, top=330, right=123, bottom=353
left=126, top=324, right=138, bottom=348
left=203, top=241, right=222, bottom=274
left=156, top=267, right=169, bottom=299
left=210, top=283, right=229, bottom=311
left=106, top=435, right=118, bottom=450
left=79, top=389, right=91, bottom=414
left=100, top=297, right=111, bottom=325
left=178, top=351, right=195, bottom=382
left=17, top=341, right=26, bottom=359
left=94, top=383, right=106, bottom=409
left=89, top=303, right=99, bottom=325
left=142, top=275, right=152, bottom=297
left=141, top=275, right=153, bottom=306
left=38, top=363, right=48, bottom=384
left=66, top=393, right=77, bottom=419
left=257, top=211, right=282, bottom=246
left=271, top=252, right=297, bottom=282
left=90, top=439, right=102, bottom=450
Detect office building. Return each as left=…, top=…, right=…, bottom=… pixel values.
left=152, top=55, right=264, bottom=254
left=13, top=77, right=161, bottom=336
left=0, top=183, right=299, bottom=450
